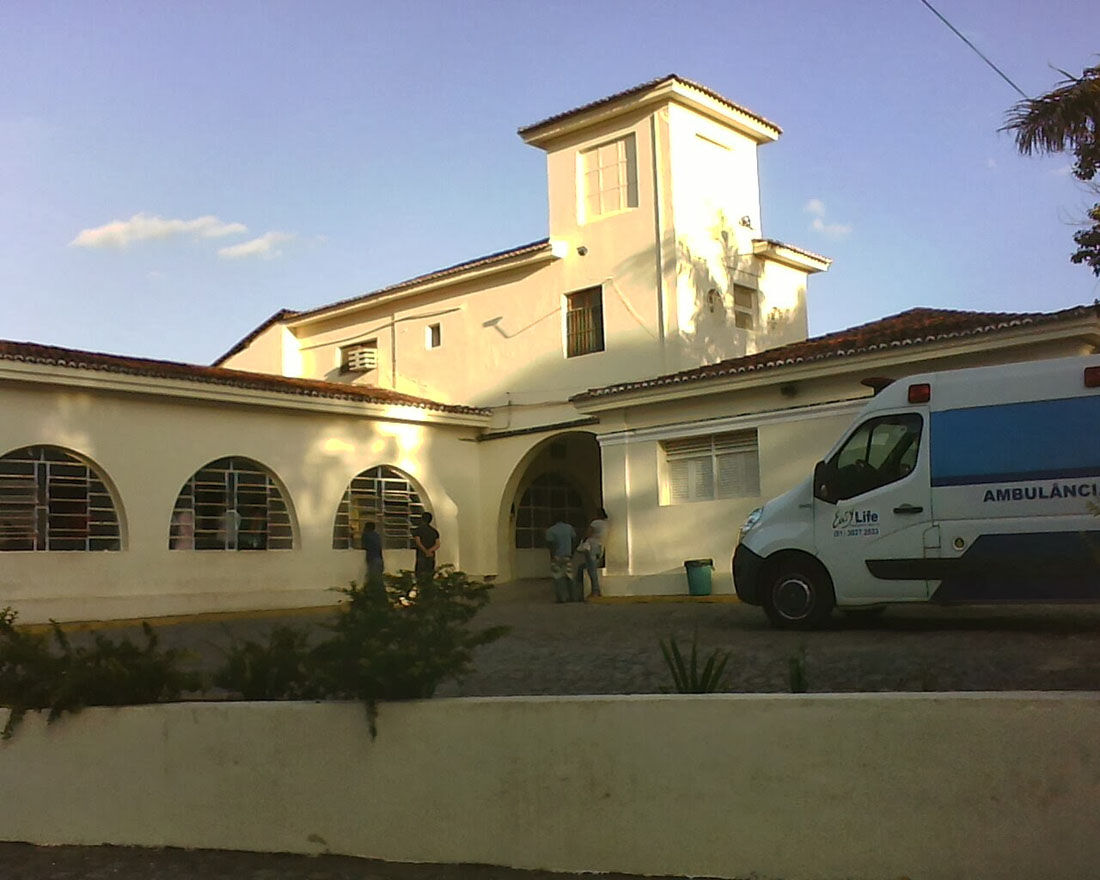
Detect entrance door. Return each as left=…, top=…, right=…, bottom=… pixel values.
left=813, top=410, right=932, bottom=601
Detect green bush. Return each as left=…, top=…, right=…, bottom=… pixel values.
left=214, top=567, right=509, bottom=735
left=0, top=607, right=200, bottom=739
left=659, top=633, right=731, bottom=693
left=213, top=625, right=321, bottom=701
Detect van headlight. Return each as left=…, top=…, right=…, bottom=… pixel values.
left=739, top=506, right=764, bottom=541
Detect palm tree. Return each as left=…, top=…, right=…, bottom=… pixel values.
left=1003, top=62, right=1100, bottom=275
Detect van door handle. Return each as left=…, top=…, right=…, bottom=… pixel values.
left=893, top=504, right=924, bottom=514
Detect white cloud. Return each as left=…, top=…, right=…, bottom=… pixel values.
left=217, top=231, right=295, bottom=260
left=804, top=198, right=851, bottom=240
left=71, top=213, right=247, bottom=249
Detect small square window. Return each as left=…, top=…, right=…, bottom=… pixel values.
left=579, top=134, right=638, bottom=222
left=426, top=323, right=441, bottom=349
left=733, top=284, right=757, bottom=330
left=341, top=340, right=377, bottom=373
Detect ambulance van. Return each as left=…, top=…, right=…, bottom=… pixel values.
left=733, top=355, right=1100, bottom=628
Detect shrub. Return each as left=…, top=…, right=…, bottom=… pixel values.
left=213, top=625, right=321, bottom=701
left=0, top=607, right=200, bottom=739
left=659, top=633, right=731, bottom=693
left=316, top=566, right=509, bottom=734
left=213, top=567, right=510, bottom=735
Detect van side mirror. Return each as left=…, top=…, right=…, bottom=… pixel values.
left=813, top=460, right=833, bottom=503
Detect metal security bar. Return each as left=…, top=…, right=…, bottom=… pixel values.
left=0, top=446, right=121, bottom=551
left=169, top=457, right=293, bottom=550
left=566, top=287, right=605, bottom=358
left=332, top=466, right=427, bottom=551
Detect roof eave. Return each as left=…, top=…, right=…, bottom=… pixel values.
left=0, top=358, right=492, bottom=426
left=752, top=239, right=831, bottom=273
left=572, top=317, right=1100, bottom=413
left=287, top=242, right=558, bottom=330
left=519, top=79, right=781, bottom=150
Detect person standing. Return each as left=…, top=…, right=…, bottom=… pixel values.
left=575, top=507, right=609, bottom=599
left=412, top=511, right=440, bottom=586
left=544, top=519, right=577, bottom=603
left=361, top=520, right=384, bottom=595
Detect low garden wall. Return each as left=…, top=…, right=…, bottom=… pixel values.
left=0, top=693, right=1097, bottom=880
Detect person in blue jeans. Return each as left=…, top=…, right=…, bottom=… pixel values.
left=574, top=507, right=609, bottom=599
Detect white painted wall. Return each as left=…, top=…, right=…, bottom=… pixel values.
left=1, top=695, right=1097, bottom=880
left=0, top=380, right=484, bottom=622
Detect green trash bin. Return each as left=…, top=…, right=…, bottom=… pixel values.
left=684, top=558, right=714, bottom=596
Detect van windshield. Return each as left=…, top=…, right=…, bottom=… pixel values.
left=827, top=413, right=922, bottom=501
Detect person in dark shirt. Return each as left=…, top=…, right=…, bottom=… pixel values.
left=412, top=512, right=440, bottom=586
left=361, top=521, right=384, bottom=595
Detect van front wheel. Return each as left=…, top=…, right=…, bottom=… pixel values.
left=762, top=558, right=835, bottom=629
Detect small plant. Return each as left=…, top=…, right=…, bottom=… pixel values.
left=0, top=607, right=200, bottom=739
left=213, top=625, right=320, bottom=701
left=659, top=633, right=730, bottom=693
left=788, top=644, right=808, bottom=693
left=316, top=566, right=510, bottom=734
left=212, top=567, right=510, bottom=736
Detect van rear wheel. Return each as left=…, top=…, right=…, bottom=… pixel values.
left=762, top=557, right=835, bottom=629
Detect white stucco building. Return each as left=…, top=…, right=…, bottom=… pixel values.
left=3, top=75, right=1098, bottom=622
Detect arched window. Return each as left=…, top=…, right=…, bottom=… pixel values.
left=332, top=465, right=427, bottom=551
left=170, top=457, right=293, bottom=550
left=514, top=472, right=585, bottom=549
left=0, top=445, right=121, bottom=551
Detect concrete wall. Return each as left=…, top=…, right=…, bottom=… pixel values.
left=1, top=694, right=1097, bottom=880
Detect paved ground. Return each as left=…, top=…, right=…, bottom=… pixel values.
left=83, top=578, right=1100, bottom=696
left=6, top=580, right=1100, bottom=877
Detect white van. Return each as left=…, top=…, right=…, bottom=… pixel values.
left=733, top=355, right=1100, bottom=628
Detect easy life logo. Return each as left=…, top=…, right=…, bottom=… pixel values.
left=832, top=509, right=879, bottom=529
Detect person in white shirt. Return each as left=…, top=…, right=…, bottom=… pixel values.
left=574, top=507, right=609, bottom=599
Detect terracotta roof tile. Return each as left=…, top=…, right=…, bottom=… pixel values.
left=288, top=238, right=552, bottom=324
left=573, top=304, right=1100, bottom=402
left=0, top=339, right=490, bottom=416
left=518, top=74, right=780, bottom=139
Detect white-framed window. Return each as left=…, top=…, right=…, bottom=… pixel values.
left=426, top=323, right=441, bottom=349
left=579, top=133, right=638, bottom=221
left=0, top=445, right=122, bottom=551
left=341, top=339, right=378, bottom=373
left=565, top=286, right=605, bottom=358
left=169, top=457, right=294, bottom=551
left=733, top=284, right=757, bottom=330
left=662, top=430, right=760, bottom=504
left=332, top=465, right=427, bottom=551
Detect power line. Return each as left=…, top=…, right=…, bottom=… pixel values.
left=919, top=0, right=1029, bottom=99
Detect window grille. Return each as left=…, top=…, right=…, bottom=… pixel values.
left=514, top=472, right=586, bottom=549
left=663, top=430, right=760, bottom=504
left=566, top=286, right=605, bottom=358
left=332, top=465, right=427, bottom=551
left=169, top=457, right=293, bottom=550
left=341, top=340, right=378, bottom=373
left=0, top=445, right=121, bottom=551
left=580, top=134, right=638, bottom=220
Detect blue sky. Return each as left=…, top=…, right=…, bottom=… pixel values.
left=2, top=0, right=1098, bottom=365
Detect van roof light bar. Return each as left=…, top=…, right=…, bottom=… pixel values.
left=908, top=383, right=931, bottom=404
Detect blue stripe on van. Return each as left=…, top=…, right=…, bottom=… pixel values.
left=930, top=396, right=1100, bottom=488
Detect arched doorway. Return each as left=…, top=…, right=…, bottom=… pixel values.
left=500, top=432, right=602, bottom=580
